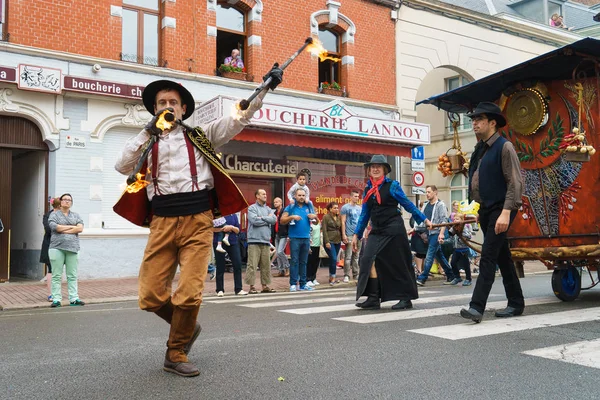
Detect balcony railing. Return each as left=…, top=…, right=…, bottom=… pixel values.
left=120, top=53, right=167, bottom=68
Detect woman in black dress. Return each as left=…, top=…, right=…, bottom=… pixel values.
left=351, top=155, right=432, bottom=310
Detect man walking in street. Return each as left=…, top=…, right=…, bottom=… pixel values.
left=272, top=197, right=289, bottom=277
left=246, top=189, right=277, bottom=294
left=281, top=188, right=318, bottom=292
left=341, top=189, right=362, bottom=282
left=460, top=102, right=525, bottom=323
left=416, top=185, right=456, bottom=286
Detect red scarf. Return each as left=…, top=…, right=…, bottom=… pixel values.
left=365, top=176, right=385, bottom=204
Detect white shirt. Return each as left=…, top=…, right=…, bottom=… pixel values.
left=115, top=92, right=266, bottom=200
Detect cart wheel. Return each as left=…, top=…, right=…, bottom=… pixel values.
left=551, top=267, right=581, bottom=302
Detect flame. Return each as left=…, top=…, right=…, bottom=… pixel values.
left=125, top=172, right=150, bottom=194
left=306, top=38, right=341, bottom=62
left=155, top=110, right=175, bottom=131
left=230, top=104, right=243, bottom=121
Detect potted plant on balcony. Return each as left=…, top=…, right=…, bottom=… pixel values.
left=218, top=65, right=253, bottom=82
left=319, top=81, right=346, bottom=97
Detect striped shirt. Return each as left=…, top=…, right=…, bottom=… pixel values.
left=48, top=211, right=84, bottom=252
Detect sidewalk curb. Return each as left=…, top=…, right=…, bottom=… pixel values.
left=0, top=296, right=139, bottom=311
left=0, top=271, right=550, bottom=312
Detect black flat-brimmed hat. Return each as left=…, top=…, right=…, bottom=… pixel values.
left=142, top=79, right=195, bottom=121
left=466, top=101, right=506, bottom=128
left=364, top=154, right=391, bottom=174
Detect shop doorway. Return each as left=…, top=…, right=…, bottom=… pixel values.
left=0, top=116, right=48, bottom=282
left=234, top=177, right=276, bottom=231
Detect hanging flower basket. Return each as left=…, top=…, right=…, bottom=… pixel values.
left=437, top=117, right=469, bottom=177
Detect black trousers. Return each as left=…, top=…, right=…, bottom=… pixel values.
left=307, top=246, right=321, bottom=282
left=451, top=250, right=471, bottom=281
left=470, top=206, right=524, bottom=313
left=214, top=242, right=243, bottom=294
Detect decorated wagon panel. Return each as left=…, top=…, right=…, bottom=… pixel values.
left=501, top=78, right=600, bottom=251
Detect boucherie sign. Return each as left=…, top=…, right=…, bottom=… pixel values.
left=194, top=96, right=430, bottom=145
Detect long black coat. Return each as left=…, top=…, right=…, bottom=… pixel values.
left=356, top=181, right=421, bottom=302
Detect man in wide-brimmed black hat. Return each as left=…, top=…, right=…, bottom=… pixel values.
left=115, top=67, right=282, bottom=377
left=460, top=101, right=525, bottom=323
left=351, top=155, right=432, bottom=311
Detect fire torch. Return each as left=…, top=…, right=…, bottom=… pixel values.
left=125, top=36, right=335, bottom=193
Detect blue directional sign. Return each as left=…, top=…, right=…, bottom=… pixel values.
left=411, top=146, right=424, bottom=160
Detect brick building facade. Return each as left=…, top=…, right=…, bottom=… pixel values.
left=0, top=0, right=429, bottom=281
left=5, top=0, right=396, bottom=103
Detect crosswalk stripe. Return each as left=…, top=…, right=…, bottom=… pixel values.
left=281, top=293, right=479, bottom=316
left=408, top=305, right=600, bottom=340
left=206, top=289, right=356, bottom=304
left=522, top=338, right=600, bottom=369
left=332, top=296, right=558, bottom=324
left=239, top=295, right=356, bottom=308
left=207, top=289, right=440, bottom=304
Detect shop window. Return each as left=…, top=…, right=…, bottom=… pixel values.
left=216, top=3, right=246, bottom=77
left=120, top=0, right=160, bottom=66
left=317, top=27, right=343, bottom=94
left=0, top=0, right=7, bottom=42
left=450, top=174, right=468, bottom=203
left=446, top=76, right=472, bottom=133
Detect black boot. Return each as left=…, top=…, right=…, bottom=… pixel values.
left=355, top=278, right=381, bottom=310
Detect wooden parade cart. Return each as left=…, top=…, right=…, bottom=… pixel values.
left=418, top=38, right=600, bottom=301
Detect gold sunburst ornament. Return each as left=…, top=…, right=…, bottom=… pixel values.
left=506, top=88, right=548, bottom=136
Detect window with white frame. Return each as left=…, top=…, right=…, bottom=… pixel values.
left=446, top=76, right=472, bottom=133
left=216, top=3, right=246, bottom=73
left=318, top=27, right=342, bottom=92
left=0, top=0, right=7, bottom=41
left=121, top=0, right=160, bottom=66
left=450, top=174, right=469, bottom=204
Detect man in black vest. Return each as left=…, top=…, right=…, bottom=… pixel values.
left=460, top=102, right=525, bottom=323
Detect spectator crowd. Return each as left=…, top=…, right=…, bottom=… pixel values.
left=203, top=172, right=479, bottom=296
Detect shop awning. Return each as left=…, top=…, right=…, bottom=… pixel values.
left=234, top=128, right=411, bottom=157
left=416, top=37, right=600, bottom=113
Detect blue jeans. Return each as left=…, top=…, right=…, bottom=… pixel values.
left=325, top=242, right=341, bottom=276
left=289, top=238, right=310, bottom=287
left=417, top=233, right=454, bottom=282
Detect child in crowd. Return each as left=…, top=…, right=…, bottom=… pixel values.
left=213, top=216, right=230, bottom=253
left=286, top=171, right=314, bottom=225
left=287, top=172, right=313, bottom=206
left=448, top=213, right=473, bottom=286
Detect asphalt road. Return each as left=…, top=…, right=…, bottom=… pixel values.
left=1, top=274, right=599, bottom=400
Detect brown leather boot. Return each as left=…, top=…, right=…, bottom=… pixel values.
left=154, top=300, right=174, bottom=324
left=184, top=321, right=202, bottom=355
left=164, top=306, right=201, bottom=377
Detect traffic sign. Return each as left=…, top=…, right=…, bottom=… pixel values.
left=411, top=146, right=424, bottom=160
left=411, top=187, right=426, bottom=195
left=411, top=160, right=425, bottom=171
left=412, top=171, right=424, bottom=187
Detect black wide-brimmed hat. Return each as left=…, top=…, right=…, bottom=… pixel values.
left=142, top=79, right=195, bottom=121
left=364, top=154, right=391, bottom=174
left=466, top=101, right=506, bottom=128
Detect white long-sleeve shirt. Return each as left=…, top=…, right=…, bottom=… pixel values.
left=115, top=91, right=266, bottom=200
